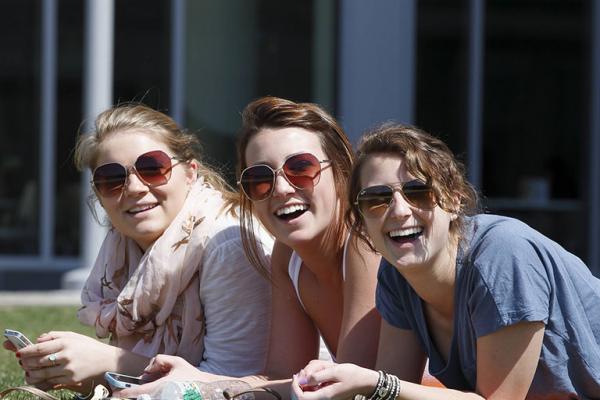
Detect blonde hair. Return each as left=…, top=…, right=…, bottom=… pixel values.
left=75, top=103, right=238, bottom=219
left=237, top=97, right=354, bottom=278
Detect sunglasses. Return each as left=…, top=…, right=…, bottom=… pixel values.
left=92, top=150, right=182, bottom=198
left=238, top=152, right=331, bottom=202
left=355, top=180, right=436, bottom=218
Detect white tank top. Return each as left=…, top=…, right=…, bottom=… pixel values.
left=287, top=236, right=350, bottom=361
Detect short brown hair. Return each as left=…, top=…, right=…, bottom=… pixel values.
left=237, top=96, right=354, bottom=277
left=348, top=123, right=480, bottom=249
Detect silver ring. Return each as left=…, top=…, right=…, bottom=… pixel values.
left=48, top=353, right=57, bottom=367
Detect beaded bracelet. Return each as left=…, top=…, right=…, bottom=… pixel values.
left=364, top=371, right=402, bottom=400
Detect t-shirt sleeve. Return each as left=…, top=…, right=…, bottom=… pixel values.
left=197, top=225, right=272, bottom=376
left=467, top=220, right=551, bottom=338
left=376, top=259, right=412, bottom=330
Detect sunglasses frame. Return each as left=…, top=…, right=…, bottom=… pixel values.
left=238, top=152, right=331, bottom=202
left=355, top=180, right=436, bottom=218
left=91, top=149, right=183, bottom=198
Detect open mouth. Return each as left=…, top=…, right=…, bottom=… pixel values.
left=388, top=226, right=424, bottom=243
left=126, top=203, right=158, bottom=215
left=274, top=204, right=309, bottom=221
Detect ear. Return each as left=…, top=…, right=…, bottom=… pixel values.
left=185, top=160, right=199, bottom=185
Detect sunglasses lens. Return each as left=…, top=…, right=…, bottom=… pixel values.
left=356, top=185, right=394, bottom=218
left=240, top=165, right=275, bottom=201
left=93, top=163, right=127, bottom=197
left=135, top=150, right=173, bottom=186
left=402, top=181, right=435, bottom=209
left=283, top=153, right=322, bottom=190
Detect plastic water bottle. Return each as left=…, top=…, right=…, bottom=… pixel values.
left=136, top=380, right=255, bottom=400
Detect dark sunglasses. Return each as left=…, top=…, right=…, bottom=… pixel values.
left=355, top=180, right=436, bottom=218
left=92, top=150, right=182, bottom=198
left=238, top=152, right=331, bottom=202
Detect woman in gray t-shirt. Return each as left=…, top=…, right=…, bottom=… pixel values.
left=292, top=123, right=600, bottom=400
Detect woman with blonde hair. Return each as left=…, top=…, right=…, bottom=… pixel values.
left=4, top=104, right=272, bottom=393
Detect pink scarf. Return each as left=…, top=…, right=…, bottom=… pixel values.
left=78, top=179, right=227, bottom=365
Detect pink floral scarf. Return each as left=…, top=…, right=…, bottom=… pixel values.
left=78, top=179, right=227, bottom=365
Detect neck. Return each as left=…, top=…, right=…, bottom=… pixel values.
left=291, top=229, right=346, bottom=283
left=403, top=242, right=458, bottom=319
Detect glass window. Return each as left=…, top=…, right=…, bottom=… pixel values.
left=184, top=0, right=337, bottom=182
left=483, top=0, right=587, bottom=257
left=0, top=0, right=41, bottom=255
left=416, top=0, right=589, bottom=260
left=54, top=0, right=84, bottom=256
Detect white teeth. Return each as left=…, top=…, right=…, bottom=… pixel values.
left=275, top=204, right=308, bottom=216
left=389, top=227, right=423, bottom=238
left=128, top=204, right=157, bottom=213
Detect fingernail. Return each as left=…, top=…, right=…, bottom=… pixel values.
left=15, top=352, right=21, bottom=358
left=298, top=377, right=308, bottom=385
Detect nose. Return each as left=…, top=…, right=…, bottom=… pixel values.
left=387, top=191, right=412, bottom=219
left=271, top=170, right=295, bottom=198
left=123, top=167, right=149, bottom=195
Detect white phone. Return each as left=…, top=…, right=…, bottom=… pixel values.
left=4, top=329, right=33, bottom=349
left=104, top=371, right=144, bottom=389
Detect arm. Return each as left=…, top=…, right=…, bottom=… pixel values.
left=292, top=321, right=545, bottom=400
left=263, top=240, right=321, bottom=378
left=335, top=234, right=381, bottom=368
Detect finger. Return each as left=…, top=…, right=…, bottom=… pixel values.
left=291, top=375, right=305, bottom=400
left=26, top=364, right=66, bottom=383
left=301, top=360, right=336, bottom=376
left=21, top=352, right=62, bottom=369
left=116, top=379, right=164, bottom=398
left=150, top=354, right=179, bottom=373
left=3, top=340, right=17, bottom=352
left=17, top=341, right=62, bottom=359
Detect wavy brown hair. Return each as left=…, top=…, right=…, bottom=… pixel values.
left=347, top=123, right=480, bottom=250
left=237, top=96, right=354, bottom=278
left=75, top=103, right=238, bottom=220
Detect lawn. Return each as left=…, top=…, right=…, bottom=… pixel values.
left=0, top=306, right=97, bottom=399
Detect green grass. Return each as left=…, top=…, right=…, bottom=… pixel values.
left=0, top=306, right=97, bottom=399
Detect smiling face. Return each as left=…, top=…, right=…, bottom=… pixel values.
left=359, top=153, right=456, bottom=273
left=244, top=127, right=337, bottom=248
left=94, top=129, right=197, bottom=250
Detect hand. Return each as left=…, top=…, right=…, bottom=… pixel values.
left=16, top=331, right=115, bottom=392
left=292, top=360, right=379, bottom=400
left=115, top=354, right=226, bottom=398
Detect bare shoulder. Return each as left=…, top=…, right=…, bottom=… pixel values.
left=345, top=232, right=381, bottom=276
left=270, top=240, right=293, bottom=273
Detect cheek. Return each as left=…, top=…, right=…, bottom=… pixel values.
left=251, top=203, right=272, bottom=226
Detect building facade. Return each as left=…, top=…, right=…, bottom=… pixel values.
left=0, top=0, right=598, bottom=289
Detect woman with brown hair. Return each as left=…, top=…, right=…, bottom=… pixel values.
left=119, top=97, right=381, bottom=399
left=292, top=123, right=600, bottom=400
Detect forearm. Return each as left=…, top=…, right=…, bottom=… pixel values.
left=110, top=346, right=152, bottom=376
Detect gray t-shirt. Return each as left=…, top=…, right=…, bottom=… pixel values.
left=377, top=214, right=600, bottom=399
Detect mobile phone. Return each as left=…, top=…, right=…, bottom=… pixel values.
left=4, top=329, right=33, bottom=350
left=104, top=372, right=144, bottom=389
